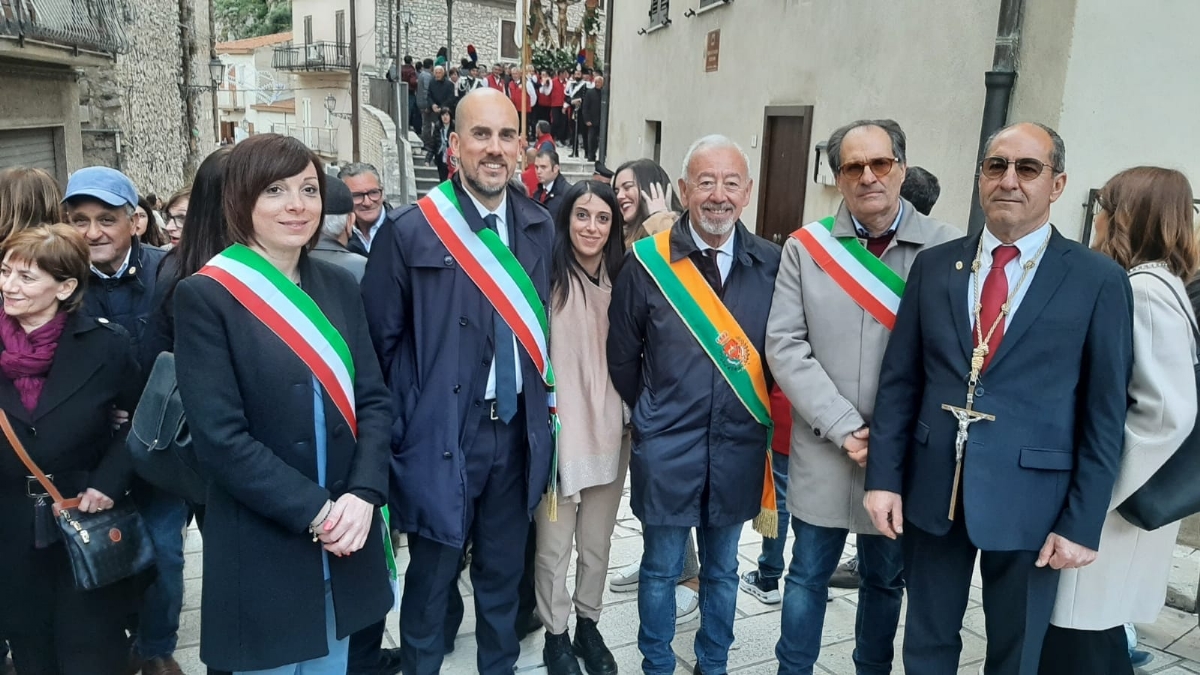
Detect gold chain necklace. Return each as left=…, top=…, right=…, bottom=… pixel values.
left=968, top=233, right=1051, bottom=375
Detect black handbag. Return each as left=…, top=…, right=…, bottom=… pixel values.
left=1116, top=271, right=1200, bottom=531
left=127, top=352, right=207, bottom=504
left=0, top=410, right=156, bottom=590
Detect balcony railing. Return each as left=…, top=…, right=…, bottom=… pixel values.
left=0, top=0, right=132, bottom=55
left=271, top=124, right=338, bottom=157
left=272, top=41, right=350, bottom=72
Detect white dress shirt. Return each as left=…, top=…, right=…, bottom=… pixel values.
left=967, top=222, right=1052, bottom=331
left=352, top=210, right=387, bottom=253
left=688, top=222, right=736, bottom=282
left=91, top=247, right=133, bottom=279
left=463, top=189, right=524, bottom=398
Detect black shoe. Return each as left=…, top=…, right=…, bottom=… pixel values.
left=377, top=647, right=403, bottom=675
left=543, top=630, right=583, bottom=675
left=829, top=557, right=861, bottom=589
left=516, top=611, right=543, bottom=641
left=572, top=618, right=617, bottom=675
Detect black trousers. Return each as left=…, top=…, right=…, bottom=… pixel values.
left=399, top=405, right=530, bottom=675
left=585, top=124, right=600, bottom=161
left=1038, top=625, right=1133, bottom=675
left=551, top=108, right=567, bottom=143
left=7, top=546, right=132, bottom=675
left=902, top=518, right=1060, bottom=675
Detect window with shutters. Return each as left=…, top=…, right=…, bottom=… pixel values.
left=335, top=11, right=346, bottom=59
left=649, top=0, right=670, bottom=27
left=304, top=16, right=313, bottom=45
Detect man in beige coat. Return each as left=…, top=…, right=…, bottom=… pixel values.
left=765, top=119, right=958, bottom=674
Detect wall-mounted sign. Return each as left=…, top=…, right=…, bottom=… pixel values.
left=705, top=30, right=720, bottom=73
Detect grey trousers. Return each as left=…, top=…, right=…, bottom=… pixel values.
left=534, top=437, right=631, bottom=635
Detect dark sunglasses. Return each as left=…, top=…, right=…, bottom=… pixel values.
left=980, top=156, right=1056, bottom=182
left=838, top=157, right=899, bottom=180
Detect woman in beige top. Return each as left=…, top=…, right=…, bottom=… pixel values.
left=1040, top=166, right=1199, bottom=675
left=613, top=159, right=682, bottom=248
left=535, top=180, right=628, bottom=675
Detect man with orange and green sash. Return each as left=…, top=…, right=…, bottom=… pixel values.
left=765, top=119, right=958, bottom=674
left=607, top=135, right=781, bottom=675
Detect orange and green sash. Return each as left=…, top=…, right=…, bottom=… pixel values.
left=198, top=243, right=399, bottom=609
left=632, top=230, right=778, bottom=538
left=792, top=216, right=905, bottom=329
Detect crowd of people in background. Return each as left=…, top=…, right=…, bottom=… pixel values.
left=0, top=59, right=1198, bottom=675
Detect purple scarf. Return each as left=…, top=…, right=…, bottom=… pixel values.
left=0, top=312, right=68, bottom=414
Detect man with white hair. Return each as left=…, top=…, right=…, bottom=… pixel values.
left=607, top=135, right=782, bottom=675
left=311, top=176, right=367, bottom=282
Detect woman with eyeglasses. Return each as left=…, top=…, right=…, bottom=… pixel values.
left=162, top=190, right=189, bottom=249
left=1039, top=167, right=1199, bottom=675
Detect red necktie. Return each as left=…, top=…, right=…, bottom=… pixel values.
left=975, top=245, right=1020, bottom=372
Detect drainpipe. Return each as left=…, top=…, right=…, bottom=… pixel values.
left=967, top=0, right=1025, bottom=235
left=597, top=0, right=614, bottom=165
left=350, top=0, right=362, bottom=162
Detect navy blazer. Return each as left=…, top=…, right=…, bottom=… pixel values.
left=361, top=178, right=555, bottom=548
left=607, top=217, right=781, bottom=528
left=175, top=255, right=393, bottom=671
left=865, top=228, right=1133, bottom=551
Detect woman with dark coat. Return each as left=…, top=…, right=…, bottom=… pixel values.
left=174, top=134, right=394, bottom=674
left=0, top=225, right=141, bottom=674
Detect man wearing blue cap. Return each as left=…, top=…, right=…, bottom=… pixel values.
left=63, top=166, right=183, bottom=675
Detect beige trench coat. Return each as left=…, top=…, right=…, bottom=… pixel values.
left=1051, top=265, right=1198, bottom=629
left=765, top=200, right=959, bottom=532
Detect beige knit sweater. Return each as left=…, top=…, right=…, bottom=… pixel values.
left=550, top=266, right=625, bottom=501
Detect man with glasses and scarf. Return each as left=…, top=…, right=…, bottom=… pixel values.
left=764, top=119, right=958, bottom=674
left=864, top=122, right=1133, bottom=675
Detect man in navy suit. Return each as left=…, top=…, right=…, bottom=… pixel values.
left=864, top=122, right=1134, bottom=675
left=361, top=88, right=555, bottom=675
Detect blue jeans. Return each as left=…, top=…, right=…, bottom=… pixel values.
left=234, top=582, right=347, bottom=675
left=775, top=518, right=904, bottom=675
left=134, top=486, right=188, bottom=659
left=756, top=450, right=791, bottom=579
left=639, top=523, right=742, bottom=675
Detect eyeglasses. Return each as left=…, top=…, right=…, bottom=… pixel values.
left=167, top=214, right=186, bottom=226
left=838, top=157, right=899, bottom=180
left=352, top=188, right=383, bottom=204
left=980, top=156, right=1056, bottom=181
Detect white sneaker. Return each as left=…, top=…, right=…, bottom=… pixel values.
left=609, top=561, right=640, bottom=592
left=675, top=585, right=699, bottom=624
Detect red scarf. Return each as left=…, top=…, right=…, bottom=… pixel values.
left=0, top=312, right=68, bottom=414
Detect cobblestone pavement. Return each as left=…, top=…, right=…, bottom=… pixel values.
left=176, top=484, right=1200, bottom=674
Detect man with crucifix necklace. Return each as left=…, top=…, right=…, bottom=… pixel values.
left=864, top=122, right=1134, bottom=675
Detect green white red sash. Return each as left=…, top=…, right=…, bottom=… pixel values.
left=632, top=229, right=778, bottom=538
left=417, top=181, right=563, bottom=516
left=792, top=216, right=905, bottom=329
left=198, top=243, right=398, bottom=607
left=198, top=244, right=357, bottom=433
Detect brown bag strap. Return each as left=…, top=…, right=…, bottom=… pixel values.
left=0, top=410, right=79, bottom=510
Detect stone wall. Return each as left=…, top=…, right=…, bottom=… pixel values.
left=78, top=0, right=217, bottom=197
left=392, top=0, right=605, bottom=70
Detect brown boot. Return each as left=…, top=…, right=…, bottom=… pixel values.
left=141, top=656, right=184, bottom=675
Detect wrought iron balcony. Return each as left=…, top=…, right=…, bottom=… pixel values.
left=0, top=0, right=132, bottom=56
left=271, top=123, right=338, bottom=157
left=272, top=41, right=350, bottom=72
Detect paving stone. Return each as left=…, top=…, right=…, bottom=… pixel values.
left=1141, top=608, right=1200, bottom=650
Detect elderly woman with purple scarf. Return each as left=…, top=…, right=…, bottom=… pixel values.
left=0, top=224, right=141, bottom=675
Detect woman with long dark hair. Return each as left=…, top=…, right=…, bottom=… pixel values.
left=534, top=181, right=627, bottom=675
left=174, top=134, right=393, bottom=673
left=1040, top=167, right=1200, bottom=674
left=139, top=146, right=231, bottom=371
left=613, top=159, right=682, bottom=248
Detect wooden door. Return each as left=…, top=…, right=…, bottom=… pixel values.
left=756, top=106, right=813, bottom=244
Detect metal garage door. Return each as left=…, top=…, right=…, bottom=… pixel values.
left=0, top=128, right=60, bottom=178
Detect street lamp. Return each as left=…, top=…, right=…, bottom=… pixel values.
left=208, top=56, right=225, bottom=87
left=324, top=94, right=353, bottom=120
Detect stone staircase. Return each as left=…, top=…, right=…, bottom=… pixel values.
left=409, top=137, right=598, bottom=201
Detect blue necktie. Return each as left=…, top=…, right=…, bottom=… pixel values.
left=486, top=214, right=518, bottom=423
